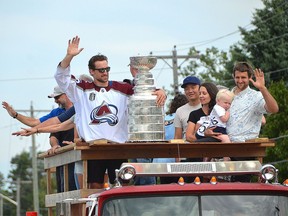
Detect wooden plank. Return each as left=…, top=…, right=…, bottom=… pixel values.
left=46, top=169, right=52, bottom=195
left=43, top=150, right=82, bottom=169
left=83, top=160, right=88, bottom=189
left=245, top=138, right=269, bottom=142
left=88, top=138, right=119, bottom=146
left=64, top=165, right=69, bottom=192
left=45, top=189, right=102, bottom=207
left=89, top=139, right=108, bottom=145
left=38, top=143, right=76, bottom=158
left=42, top=141, right=275, bottom=169
left=168, top=139, right=186, bottom=143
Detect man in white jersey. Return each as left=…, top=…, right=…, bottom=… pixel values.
left=55, top=36, right=166, bottom=188
left=174, top=76, right=202, bottom=139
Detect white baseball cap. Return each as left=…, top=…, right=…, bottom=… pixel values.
left=48, top=86, right=64, bottom=98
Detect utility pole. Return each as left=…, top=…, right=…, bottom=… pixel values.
left=1, top=179, right=32, bottom=216
left=0, top=193, right=17, bottom=216
left=150, top=46, right=200, bottom=93
left=16, top=178, right=32, bottom=216
left=16, top=101, right=51, bottom=213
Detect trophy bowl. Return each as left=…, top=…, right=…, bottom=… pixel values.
left=129, top=56, right=157, bottom=70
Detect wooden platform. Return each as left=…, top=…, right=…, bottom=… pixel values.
left=38, top=139, right=275, bottom=214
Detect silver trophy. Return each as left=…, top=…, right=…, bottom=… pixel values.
left=128, top=56, right=165, bottom=141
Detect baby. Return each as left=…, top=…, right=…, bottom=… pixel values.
left=209, top=89, right=234, bottom=143
left=204, top=89, right=234, bottom=162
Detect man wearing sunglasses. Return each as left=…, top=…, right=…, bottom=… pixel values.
left=54, top=36, right=166, bottom=189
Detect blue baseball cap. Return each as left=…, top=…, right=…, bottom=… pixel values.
left=181, top=76, right=201, bottom=88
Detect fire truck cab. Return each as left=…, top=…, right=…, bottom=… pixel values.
left=58, top=160, right=288, bottom=216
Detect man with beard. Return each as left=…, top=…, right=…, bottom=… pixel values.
left=54, top=36, right=166, bottom=189
left=204, top=62, right=279, bottom=182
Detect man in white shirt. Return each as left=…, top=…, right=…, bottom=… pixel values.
left=204, top=62, right=279, bottom=182
left=54, top=36, right=166, bottom=188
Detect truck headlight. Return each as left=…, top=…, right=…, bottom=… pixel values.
left=260, top=164, right=277, bottom=183
left=118, top=165, right=136, bottom=181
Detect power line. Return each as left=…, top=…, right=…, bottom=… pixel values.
left=271, top=134, right=288, bottom=141
left=156, top=2, right=288, bottom=53
left=177, top=30, right=241, bottom=48
left=266, top=159, right=288, bottom=165
left=1, top=65, right=287, bottom=84
left=245, top=32, right=288, bottom=48
left=0, top=67, right=172, bottom=82
left=0, top=77, right=53, bottom=82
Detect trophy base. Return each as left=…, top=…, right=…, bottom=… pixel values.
left=128, top=132, right=164, bottom=141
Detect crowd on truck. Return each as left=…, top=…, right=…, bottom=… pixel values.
left=2, top=35, right=279, bottom=192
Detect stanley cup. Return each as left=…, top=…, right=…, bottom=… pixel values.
left=128, top=56, right=165, bottom=141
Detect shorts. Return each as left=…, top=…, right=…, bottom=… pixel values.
left=87, top=159, right=127, bottom=184
left=75, top=161, right=83, bottom=174
left=213, top=126, right=227, bottom=134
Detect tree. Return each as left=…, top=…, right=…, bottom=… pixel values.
left=0, top=172, right=5, bottom=190
left=239, top=0, right=288, bottom=83
left=5, top=151, right=47, bottom=216
left=262, top=80, right=288, bottom=182
left=7, top=151, right=33, bottom=215
left=179, top=46, right=233, bottom=88
left=179, top=0, right=288, bottom=85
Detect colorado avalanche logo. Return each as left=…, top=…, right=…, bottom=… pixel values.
left=90, top=101, right=118, bottom=126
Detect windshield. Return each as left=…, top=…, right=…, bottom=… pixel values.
left=102, top=194, right=288, bottom=216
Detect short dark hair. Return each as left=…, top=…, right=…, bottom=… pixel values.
left=88, top=54, right=108, bottom=70
left=233, top=62, right=253, bottom=78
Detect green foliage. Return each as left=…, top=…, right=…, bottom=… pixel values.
left=8, top=151, right=32, bottom=182
left=179, top=46, right=233, bottom=88
left=6, top=151, right=33, bottom=215
left=179, top=0, right=288, bottom=87
left=262, top=80, right=288, bottom=182
left=3, top=151, right=47, bottom=215
left=0, top=172, right=4, bottom=189
left=240, top=0, right=288, bottom=83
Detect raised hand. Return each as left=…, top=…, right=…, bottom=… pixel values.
left=67, top=36, right=84, bottom=57
left=249, top=68, right=266, bottom=90
left=60, top=36, right=84, bottom=68
left=2, top=101, right=17, bottom=118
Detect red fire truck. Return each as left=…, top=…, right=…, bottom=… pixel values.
left=58, top=160, right=288, bottom=216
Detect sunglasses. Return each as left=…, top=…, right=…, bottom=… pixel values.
left=54, top=94, right=63, bottom=100
left=94, top=67, right=111, bottom=73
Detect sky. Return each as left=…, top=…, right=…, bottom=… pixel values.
left=0, top=0, right=264, bottom=179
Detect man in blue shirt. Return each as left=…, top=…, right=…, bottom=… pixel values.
left=2, top=85, right=76, bottom=192
left=2, top=86, right=69, bottom=126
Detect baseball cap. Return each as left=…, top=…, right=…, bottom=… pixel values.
left=181, top=76, right=201, bottom=88
left=48, top=86, right=64, bottom=98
